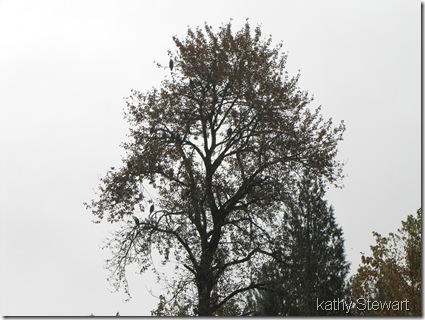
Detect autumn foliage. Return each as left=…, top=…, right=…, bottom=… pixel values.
left=85, top=21, right=345, bottom=315
left=349, top=208, right=421, bottom=316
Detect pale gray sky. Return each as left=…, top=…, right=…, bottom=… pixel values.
left=0, top=0, right=420, bottom=316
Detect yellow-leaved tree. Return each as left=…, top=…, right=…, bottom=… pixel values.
left=349, top=208, right=421, bottom=316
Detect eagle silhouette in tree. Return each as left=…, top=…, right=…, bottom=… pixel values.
left=169, top=59, right=174, bottom=71
left=133, top=216, right=140, bottom=227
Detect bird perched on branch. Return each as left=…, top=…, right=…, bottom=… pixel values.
left=181, top=189, right=190, bottom=199
left=227, top=127, right=233, bottom=136
left=150, top=204, right=155, bottom=214
left=169, top=59, right=174, bottom=71
left=231, top=110, right=238, bottom=124
left=133, top=216, right=140, bottom=227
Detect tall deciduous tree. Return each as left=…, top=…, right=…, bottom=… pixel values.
left=349, top=208, right=421, bottom=316
left=255, top=171, right=349, bottom=316
left=85, top=21, right=345, bottom=316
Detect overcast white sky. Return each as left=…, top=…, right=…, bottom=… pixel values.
left=0, top=0, right=421, bottom=316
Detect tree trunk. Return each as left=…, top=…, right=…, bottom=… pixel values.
left=196, top=250, right=216, bottom=316
left=197, top=284, right=213, bottom=316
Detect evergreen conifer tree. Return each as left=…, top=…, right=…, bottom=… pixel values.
left=255, top=171, right=349, bottom=316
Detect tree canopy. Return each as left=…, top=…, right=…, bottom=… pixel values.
left=349, top=208, right=421, bottom=316
left=85, top=21, right=345, bottom=316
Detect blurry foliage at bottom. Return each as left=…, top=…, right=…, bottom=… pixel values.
left=348, top=208, right=421, bottom=316
left=151, top=295, right=191, bottom=316
left=151, top=293, right=256, bottom=316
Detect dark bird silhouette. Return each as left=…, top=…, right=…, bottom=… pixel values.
left=150, top=204, right=155, bottom=214
left=169, top=59, right=174, bottom=71
left=133, top=216, right=140, bottom=227
left=227, top=127, right=233, bottom=136
left=231, top=110, right=238, bottom=123
left=181, top=189, right=190, bottom=198
left=116, top=311, right=120, bottom=316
